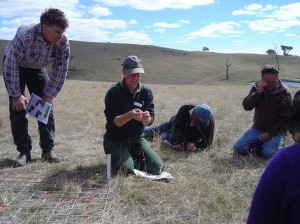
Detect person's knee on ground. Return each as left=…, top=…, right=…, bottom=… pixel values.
left=259, top=134, right=285, bottom=159
left=260, top=148, right=278, bottom=159
left=233, top=141, right=263, bottom=156
left=232, top=142, right=252, bottom=155
left=110, top=156, right=135, bottom=176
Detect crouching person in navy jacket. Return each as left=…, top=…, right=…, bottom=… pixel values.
left=144, top=104, right=215, bottom=152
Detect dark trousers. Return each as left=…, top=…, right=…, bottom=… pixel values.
left=103, top=133, right=164, bottom=175
left=5, top=67, right=55, bottom=154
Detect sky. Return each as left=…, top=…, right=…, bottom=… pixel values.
left=1, top=0, right=300, bottom=55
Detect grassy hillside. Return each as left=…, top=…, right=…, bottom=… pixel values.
left=1, top=39, right=299, bottom=85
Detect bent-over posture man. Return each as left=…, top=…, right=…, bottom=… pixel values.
left=3, top=8, right=70, bottom=167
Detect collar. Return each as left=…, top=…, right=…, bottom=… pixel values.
left=189, top=108, right=195, bottom=126
left=189, top=108, right=194, bottom=118
left=268, top=80, right=285, bottom=95
left=120, top=78, right=142, bottom=93
left=36, top=24, right=46, bottom=43
left=37, top=23, right=53, bottom=45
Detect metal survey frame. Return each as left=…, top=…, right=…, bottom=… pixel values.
left=0, top=154, right=111, bottom=224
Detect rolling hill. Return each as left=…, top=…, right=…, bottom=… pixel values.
left=1, top=39, right=299, bottom=85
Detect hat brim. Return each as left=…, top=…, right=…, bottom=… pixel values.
left=124, top=67, right=145, bottom=76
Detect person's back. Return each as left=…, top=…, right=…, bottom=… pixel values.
left=247, top=143, right=300, bottom=224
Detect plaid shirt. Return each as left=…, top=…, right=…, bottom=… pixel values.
left=3, top=23, right=70, bottom=98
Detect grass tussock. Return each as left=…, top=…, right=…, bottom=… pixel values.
left=0, top=78, right=296, bottom=224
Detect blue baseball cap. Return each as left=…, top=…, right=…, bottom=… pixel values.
left=194, top=104, right=212, bottom=128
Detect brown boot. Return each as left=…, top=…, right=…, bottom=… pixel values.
left=42, top=150, right=61, bottom=163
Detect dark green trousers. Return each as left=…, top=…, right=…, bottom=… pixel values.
left=103, top=134, right=163, bottom=175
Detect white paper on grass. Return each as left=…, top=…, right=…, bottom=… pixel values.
left=133, top=169, right=173, bottom=180
left=25, top=93, right=52, bottom=124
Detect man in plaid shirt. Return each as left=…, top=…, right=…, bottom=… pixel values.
left=3, top=8, right=70, bottom=167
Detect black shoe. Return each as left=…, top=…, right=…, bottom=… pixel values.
left=13, top=153, right=31, bottom=167
left=41, top=150, right=61, bottom=163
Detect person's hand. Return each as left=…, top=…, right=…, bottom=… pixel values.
left=12, top=95, right=28, bottom=111
left=174, top=144, right=184, bottom=151
left=131, top=108, right=143, bottom=121
left=40, top=94, right=53, bottom=106
left=186, top=142, right=197, bottom=152
left=141, top=110, right=150, bottom=120
left=256, top=80, right=268, bottom=94
left=259, top=132, right=271, bottom=142
left=141, top=111, right=152, bottom=125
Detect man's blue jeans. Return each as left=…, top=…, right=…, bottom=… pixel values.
left=144, top=121, right=172, bottom=141
left=232, top=128, right=285, bottom=159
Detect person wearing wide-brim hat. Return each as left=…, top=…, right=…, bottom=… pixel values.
left=103, top=55, right=163, bottom=175
left=144, top=104, right=215, bottom=152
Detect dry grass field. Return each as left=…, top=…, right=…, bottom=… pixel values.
left=0, top=77, right=297, bottom=224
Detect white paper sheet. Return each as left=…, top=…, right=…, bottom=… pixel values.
left=133, top=169, right=173, bottom=180
left=25, top=93, right=52, bottom=124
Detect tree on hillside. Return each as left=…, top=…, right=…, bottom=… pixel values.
left=281, top=45, right=293, bottom=56
left=266, top=49, right=276, bottom=55
left=225, top=58, right=231, bottom=80
left=271, top=44, right=280, bottom=71
left=202, top=47, right=209, bottom=52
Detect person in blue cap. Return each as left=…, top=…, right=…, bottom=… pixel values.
left=144, top=104, right=215, bottom=151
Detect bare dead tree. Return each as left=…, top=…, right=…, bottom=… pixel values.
left=273, top=44, right=280, bottom=71
left=225, top=57, right=231, bottom=80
